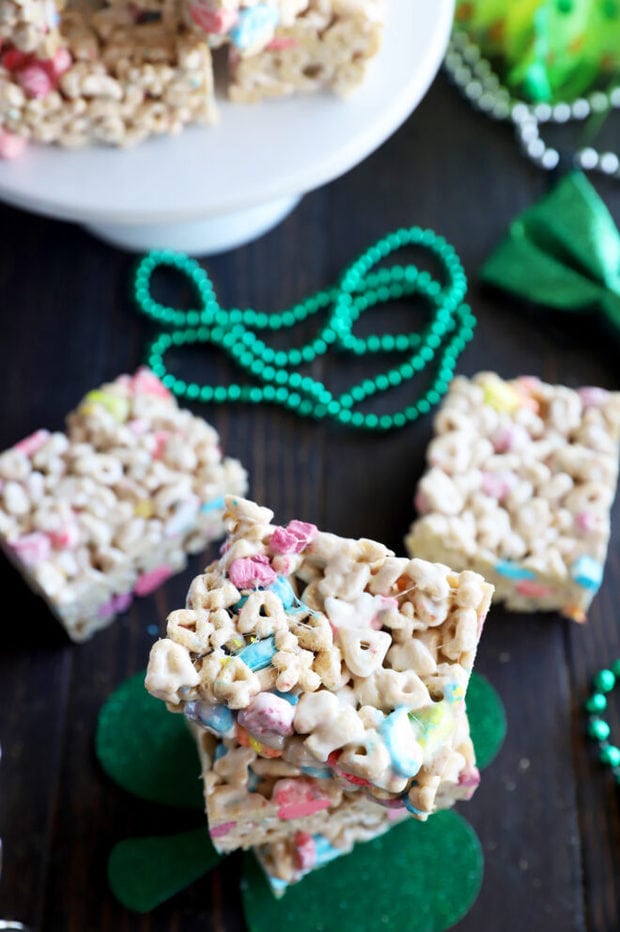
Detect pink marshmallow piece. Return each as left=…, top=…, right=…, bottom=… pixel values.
left=481, top=470, right=517, bottom=501
left=269, top=519, right=317, bottom=555
left=293, top=831, right=316, bottom=871
left=273, top=778, right=332, bottom=820
left=151, top=430, right=170, bottom=460
left=48, top=47, right=72, bottom=77
left=578, top=386, right=609, bottom=408
left=49, top=522, right=80, bottom=549
left=130, top=367, right=173, bottom=399
left=267, top=36, right=298, bottom=50
left=210, top=820, right=237, bottom=838
left=491, top=424, right=529, bottom=453
left=228, top=554, right=277, bottom=589
left=237, top=692, right=295, bottom=739
left=17, top=63, right=53, bottom=98
left=14, top=429, right=50, bottom=457
left=11, top=532, right=51, bottom=567
left=515, top=580, right=554, bottom=599
left=97, top=591, right=133, bottom=621
left=1, top=48, right=31, bottom=71
left=190, top=4, right=238, bottom=33
left=0, top=131, right=27, bottom=160
left=575, top=511, right=598, bottom=534
left=458, top=766, right=481, bottom=799
left=458, top=765, right=480, bottom=788
left=134, top=564, right=172, bottom=596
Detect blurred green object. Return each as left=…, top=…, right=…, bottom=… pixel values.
left=455, top=0, right=620, bottom=102
left=481, top=171, right=620, bottom=335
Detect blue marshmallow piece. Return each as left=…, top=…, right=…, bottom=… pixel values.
left=571, top=554, right=603, bottom=591
left=273, top=688, right=299, bottom=705
left=229, top=4, right=279, bottom=50
left=184, top=700, right=234, bottom=736
left=494, top=560, right=537, bottom=581
left=269, top=575, right=297, bottom=609
left=380, top=706, right=423, bottom=778
left=237, top=634, right=277, bottom=671
left=200, top=495, right=225, bottom=513
left=312, top=834, right=342, bottom=867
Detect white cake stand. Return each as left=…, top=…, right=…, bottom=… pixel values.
left=0, top=0, right=454, bottom=255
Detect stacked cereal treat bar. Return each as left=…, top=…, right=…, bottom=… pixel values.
left=0, top=0, right=384, bottom=156
left=0, top=368, right=247, bottom=640
left=146, top=496, right=493, bottom=893
left=406, top=372, right=620, bottom=623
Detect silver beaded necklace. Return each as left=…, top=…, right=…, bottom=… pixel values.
left=445, top=25, right=620, bottom=179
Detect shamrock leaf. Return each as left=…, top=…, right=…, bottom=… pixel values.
left=242, top=811, right=483, bottom=932
left=109, top=827, right=218, bottom=913
left=96, top=670, right=204, bottom=810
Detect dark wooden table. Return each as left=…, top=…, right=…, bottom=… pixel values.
left=0, top=67, right=619, bottom=932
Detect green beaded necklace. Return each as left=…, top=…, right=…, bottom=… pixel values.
left=585, top=662, right=620, bottom=778
left=133, top=227, right=475, bottom=432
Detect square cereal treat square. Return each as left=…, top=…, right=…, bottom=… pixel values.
left=146, top=495, right=493, bottom=854
left=0, top=368, right=247, bottom=641
left=227, top=0, right=385, bottom=102
left=406, top=372, right=620, bottom=622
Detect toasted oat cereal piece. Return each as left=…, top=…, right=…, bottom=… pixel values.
left=146, top=495, right=493, bottom=854
left=406, top=372, right=620, bottom=623
left=0, top=368, right=247, bottom=640
left=227, top=0, right=385, bottom=102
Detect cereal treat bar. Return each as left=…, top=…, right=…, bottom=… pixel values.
left=146, top=496, right=493, bottom=858
left=0, top=0, right=384, bottom=155
left=0, top=368, right=247, bottom=640
left=227, top=0, right=385, bottom=102
left=0, top=0, right=217, bottom=153
left=406, top=372, right=620, bottom=623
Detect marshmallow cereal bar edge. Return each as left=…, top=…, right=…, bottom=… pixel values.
left=406, top=372, right=620, bottom=622
left=0, top=368, right=247, bottom=640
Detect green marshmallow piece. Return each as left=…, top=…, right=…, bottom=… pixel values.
left=109, top=827, right=220, bottom=913
left=242, top=811, right=483, bottom=932
left=96, top=670, right=204, bottom=810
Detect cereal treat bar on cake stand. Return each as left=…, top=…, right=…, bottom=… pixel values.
left=0, top=0, right=385, bottom=153
left=406, top=372, right=620, bottom=623
left=146, top=495, right=493, bottom=893
left=0, top=0, right=217, bottom=152
left=220, top=0, right=386, bottom=102
left=0, top=368, right=247, bottom=640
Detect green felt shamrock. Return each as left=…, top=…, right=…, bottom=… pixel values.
left=242, top=814, right=483, bottom=932
left=96, top=670, right=506, bottom=927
